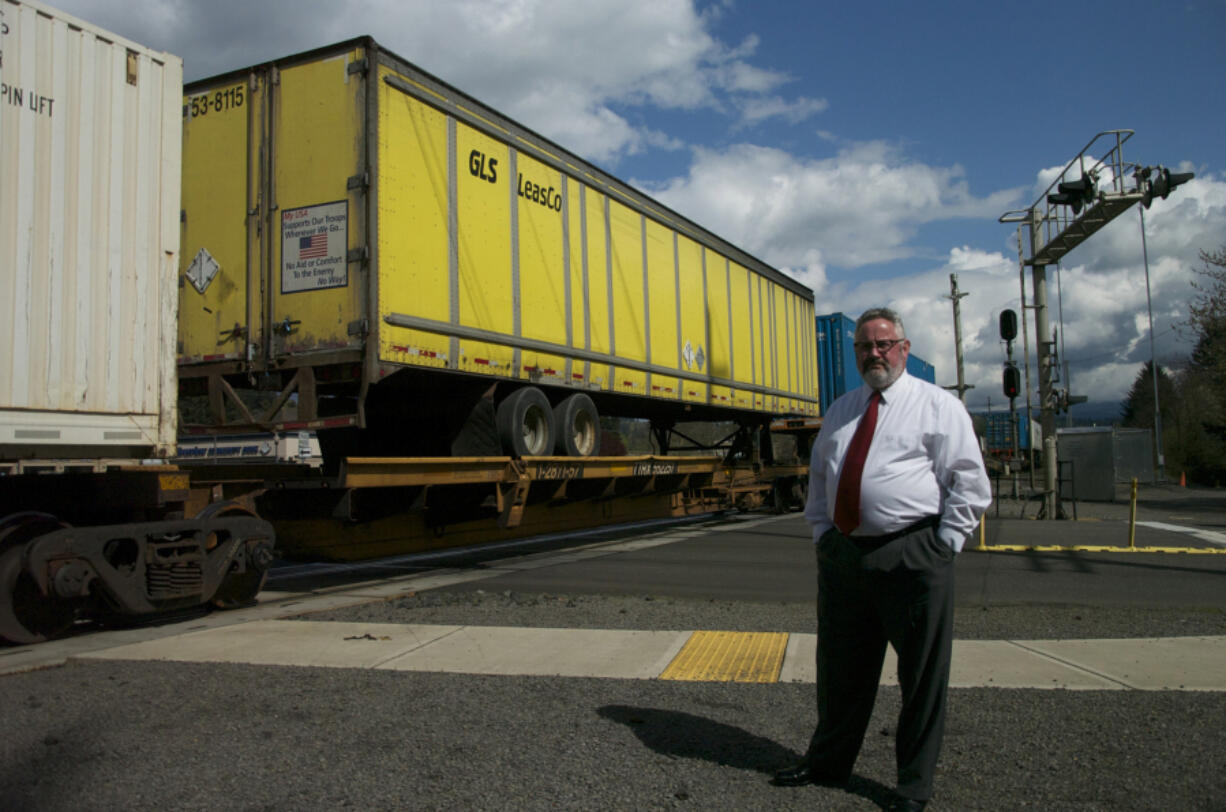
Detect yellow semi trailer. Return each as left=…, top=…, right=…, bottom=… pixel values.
left=1, top=14, right=813, bottom=641
left=178, top=38, right=819, bottom=464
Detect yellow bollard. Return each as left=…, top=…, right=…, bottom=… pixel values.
left=1128, top=478, right=1138, bottom=549
left=977, top=516, right=986, bottom=550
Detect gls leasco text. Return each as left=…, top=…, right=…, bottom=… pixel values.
left=469, top=149, right=563, bottom=212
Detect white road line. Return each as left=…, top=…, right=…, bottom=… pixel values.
left=1136, top=521, right=1226, bottom=547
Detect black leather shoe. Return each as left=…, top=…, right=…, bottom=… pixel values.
left=770, top=762, right=848, bottom=788
left=887, top=798, right=927, bottom=811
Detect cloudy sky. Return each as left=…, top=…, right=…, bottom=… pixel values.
left=47, top=0, right=1226, bottom=416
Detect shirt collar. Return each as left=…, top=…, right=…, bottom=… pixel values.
left=863, top=369, right=911, bottom=406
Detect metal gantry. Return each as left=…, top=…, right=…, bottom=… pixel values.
left=999, top=129, right=1193, bottom=517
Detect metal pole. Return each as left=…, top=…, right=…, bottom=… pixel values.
left=949, top=274, right=968, bottom=404
left=1128, top=478, right=1138, bottom=548
left=1139, top=207, right=1165, bottom=480
left=1028, top=215, right=1057, bottom=518
left=1056, top=261, right=1072, bottom=428
left=1033, top=265, right=1057, bottom=518
left=1016, top=226, right=1036, bottom=489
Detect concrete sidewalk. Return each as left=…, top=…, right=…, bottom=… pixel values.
left=72, top=618, right=1226, bottom=691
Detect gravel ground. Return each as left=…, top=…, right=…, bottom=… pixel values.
left=2, top=659, right=1224, bottom=811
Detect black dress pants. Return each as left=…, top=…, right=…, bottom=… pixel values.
left=804, top=521, right=956, bottom=801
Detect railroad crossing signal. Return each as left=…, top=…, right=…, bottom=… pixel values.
left=999, top=309, right=1018, bottom=342
left=1047, top=173, right=1096, bottom=214
left=1139, top=165, right=1195, bottom=209
left=999, top=309, right=1020, bottom=400
left=1002, top=363, right=1021, bottom=400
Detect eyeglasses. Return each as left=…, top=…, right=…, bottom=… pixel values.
left=853, top=339, right=904, bottom=354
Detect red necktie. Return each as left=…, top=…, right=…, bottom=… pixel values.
left=834, top=390, right=881, bottom=535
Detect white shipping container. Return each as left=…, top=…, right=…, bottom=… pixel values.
left=0, top=0, right=182, bottom=457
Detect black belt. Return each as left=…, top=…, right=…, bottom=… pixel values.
left=847, top=515, right=940, bottom=551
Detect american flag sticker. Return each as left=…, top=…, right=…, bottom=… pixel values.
left=299, top=233, right=328, bottom=259
left=282, top=201, right=347, bottom=294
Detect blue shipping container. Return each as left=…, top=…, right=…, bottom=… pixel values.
left=983, top=411, right=1033, bottom=455
left=816, top=313, right=858, bottom=413
left=906, top=355, right=936, bottom=385
left=816, top=312, right=937, bottom=413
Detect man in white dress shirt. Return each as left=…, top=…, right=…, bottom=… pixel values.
left=772, top=307, right=991, bottom=812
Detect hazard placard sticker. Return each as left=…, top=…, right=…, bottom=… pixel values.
left=281, top=200, right=348, bottom=293
left=185, top=247, right=221, bottom=294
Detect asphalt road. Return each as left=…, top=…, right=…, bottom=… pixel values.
left=3, top=492, right=1225, bottom=811
left=286, top=507, right=1226, bottom=641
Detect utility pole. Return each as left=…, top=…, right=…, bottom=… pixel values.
left=946, top=273, right=972, bottom=404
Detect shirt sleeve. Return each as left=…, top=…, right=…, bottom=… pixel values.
left=932, top=397, right=993, bottom=551
left=803, top=433, right=833, bottom=542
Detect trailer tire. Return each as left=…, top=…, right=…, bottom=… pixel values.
left=553, top=394, right=599, bottom=457
left=496, top=386, right=554, bottom=457
left=0, top=514, right=75, bottom=644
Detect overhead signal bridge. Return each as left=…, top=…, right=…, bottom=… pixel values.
left=999, top=129, right=1194, bottom=519
left=1005, top=130, right=1195, bottom=266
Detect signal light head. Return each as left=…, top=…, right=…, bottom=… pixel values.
left=1140, top=166, right=1195, bottom=209
left=1047, top=191, right=1081, bottom=213
left=1002, top=364, right=1021, bottom=399
left=999, top=309, right=1018, bottom=342
left=1048, top=173, right=1096, bottom=215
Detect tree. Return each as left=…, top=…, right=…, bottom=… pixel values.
left=1172, top=368, right=1226, bottom=486
left=1119, top=361, right=1183, bottom=475
left=1187, top=247, right=1226, bottom=376
left=1119, top=361, right=1176, bottom=428
left=1173, top=247, right=1226, bottom=484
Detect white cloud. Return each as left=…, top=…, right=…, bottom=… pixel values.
left=53, top=0, right=828, bottom=165
left=45, top=0, right=1224, bottom=415
left=949, top=246, right=1004, bottom=272
left=648, top=140, right=1020, bottom=271
left=832, top=172, right=1226, bottom=411
left=734, top=95, right=829, bottom=128
left=718, top=50, right=787, bottom=93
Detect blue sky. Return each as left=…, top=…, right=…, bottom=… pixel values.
left=48, top=0, right=1226, bottom=414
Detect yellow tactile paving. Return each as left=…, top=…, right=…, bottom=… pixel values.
left=659, top=630, right=788, bottom=683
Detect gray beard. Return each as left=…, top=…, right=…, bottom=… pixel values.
left=862, top=365, right=896, bottom=390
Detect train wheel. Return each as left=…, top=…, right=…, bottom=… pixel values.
left=199, top=502, right=268, bottom=610
left=0, top=514, right=75, bottom=644
left=553, top=393, right=599, bottom=457
left=496, top=386, right=555, bottom=457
